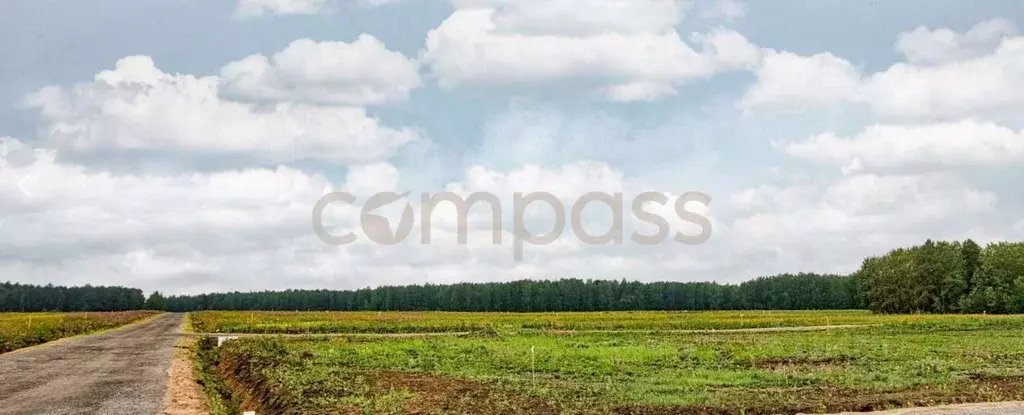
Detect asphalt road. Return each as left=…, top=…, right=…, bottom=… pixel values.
left=0, top=313, right=183, bottom=415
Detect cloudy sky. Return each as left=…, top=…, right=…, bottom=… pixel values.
left=2, top=0, right=1023, bottom=295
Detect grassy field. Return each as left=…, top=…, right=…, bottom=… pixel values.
left=187, top=309, right=1024, bottom=334
left=194, top=311, right=1024, bottom=414
left=0, top=311, right=159, bottom=353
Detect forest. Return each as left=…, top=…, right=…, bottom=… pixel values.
left=0, top=282, right=145, bottom=312
left=2, top=239, right=1021, bottom=313
left=159, top=273, right=864, bottom=312
left=859, top=240, right=1024, bottom=314
left=1, top=274, right=861, bottom=313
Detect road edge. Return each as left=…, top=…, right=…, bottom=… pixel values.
left=159, top=333, right=210, bottom=415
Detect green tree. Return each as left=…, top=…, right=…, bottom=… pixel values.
left=145, top=291, right=168, bottom=310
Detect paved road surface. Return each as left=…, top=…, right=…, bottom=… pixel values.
left=0, top=313, right=183, bottom=415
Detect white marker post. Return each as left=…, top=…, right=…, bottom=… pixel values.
left=217, top=335, right=239, bottom=347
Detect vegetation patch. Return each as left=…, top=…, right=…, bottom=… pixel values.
left=191, top=311, right=1024, bottom=414
left=187, top=310, right=1008, bottom=335
left=0, top=311, right=159, bottom=353
left=194, top=336, right=244, bottom=415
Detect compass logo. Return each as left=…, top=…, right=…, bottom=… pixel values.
left=312, top=190, right=712, bottom=261
left=360, top=191, right=415, bottom=245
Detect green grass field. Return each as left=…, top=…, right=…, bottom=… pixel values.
left=0, top=311, right=158, bottom=353
left=188, top=309, right=1024, bottom=334
left=193, top=311, right=1024, bottom=414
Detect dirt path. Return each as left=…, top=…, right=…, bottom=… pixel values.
left=826, top=401, right=1024, bottom=414
left=0, top=313, right=185, bottom=415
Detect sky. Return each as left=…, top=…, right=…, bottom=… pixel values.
left=1, top=0, right=1024, bottom=295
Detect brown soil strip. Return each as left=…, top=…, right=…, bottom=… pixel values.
left=158, top=336, right=210, bottom=415
left=375, top=371, right=561, bottom=415
left=824, top=400, right=1024, bottom=414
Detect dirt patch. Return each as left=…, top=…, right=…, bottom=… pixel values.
left=159, top=336, right=210, bottom=415
left=751, top=355, right=860, bottom=371
left=374, top=371, right=561, bottom=415
left=829, top=400, right=1024, bottom=414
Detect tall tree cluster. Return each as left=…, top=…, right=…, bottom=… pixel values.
left=859, top=239, right=1024, bottom=314
left=0, top=282, right=145, bottom=312
left=161, top=274, right=865, bottom=312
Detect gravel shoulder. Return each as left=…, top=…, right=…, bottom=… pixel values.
left=0, top=313, right=184, bottom=415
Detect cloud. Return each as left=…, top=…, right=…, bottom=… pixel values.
left=725, top=171, right=998, bottom=273
left=699, top=0, right=745, bottom=22
left=23, top=56, right=419, bottom=164
left=232, top=0, right=420, bottom=18
left=8, top=7, right=1024, bottom=296
left=895, top=18, right=1016, bottom=64
left=740, top=19, right=1024, bottom=122
left=779, top=120, right=1024, bottom=172
left=422, top=2, right=758, bottom=101
left=860, top=36, right=1024, bottom=121
left=233, top=0, right=329, bottom=19
left=220, top=35, right=422, bottom=106
left=0, top=143, right=335, bottom=254
left=739, top=50, right=859, bottom=110
left=0, top=143, right=715, bottom=293
left=452, top=0, right=686, bottom=36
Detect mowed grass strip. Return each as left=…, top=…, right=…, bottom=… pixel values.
left=0, top=311, right=159, bottom=353
left=199, top=312, right=1024, bottom=414
left=187, top=310, right=1024, bottom=334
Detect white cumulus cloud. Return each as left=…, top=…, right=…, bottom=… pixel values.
left=740, top=19, right=1024, bottom=122
left=233, top=0, right=329, bottom=19
left=23, top=56, right=420, bottom=164
left=780, top=120, right=1024, bottom=172
left=896, top=18, right=1016, bottom=64
left=220, top=35, right=421, bottom=106
left=422, top=1, right=758, bottom=102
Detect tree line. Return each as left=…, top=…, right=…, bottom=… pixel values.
left=5, top=238, right=1021, bottom=314
left=858, top=239, right=1024, bottom=314
left=2, top=274, right=863, bottom=313
left=159, top=274, right=864, bottom=312
left=0, top=282, right=146, bottom=312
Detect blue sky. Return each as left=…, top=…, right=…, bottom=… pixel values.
left=1, top=0, right=1023, bottom=294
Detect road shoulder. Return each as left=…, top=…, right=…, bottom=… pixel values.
left=160, top=335, right=210, bottom=415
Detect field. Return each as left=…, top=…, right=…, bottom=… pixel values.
left=187, top=309, right=1024, bottom=334
left=192, top=311, right=1024, bottom=414
left=0, top=311, right=159, bottom=353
